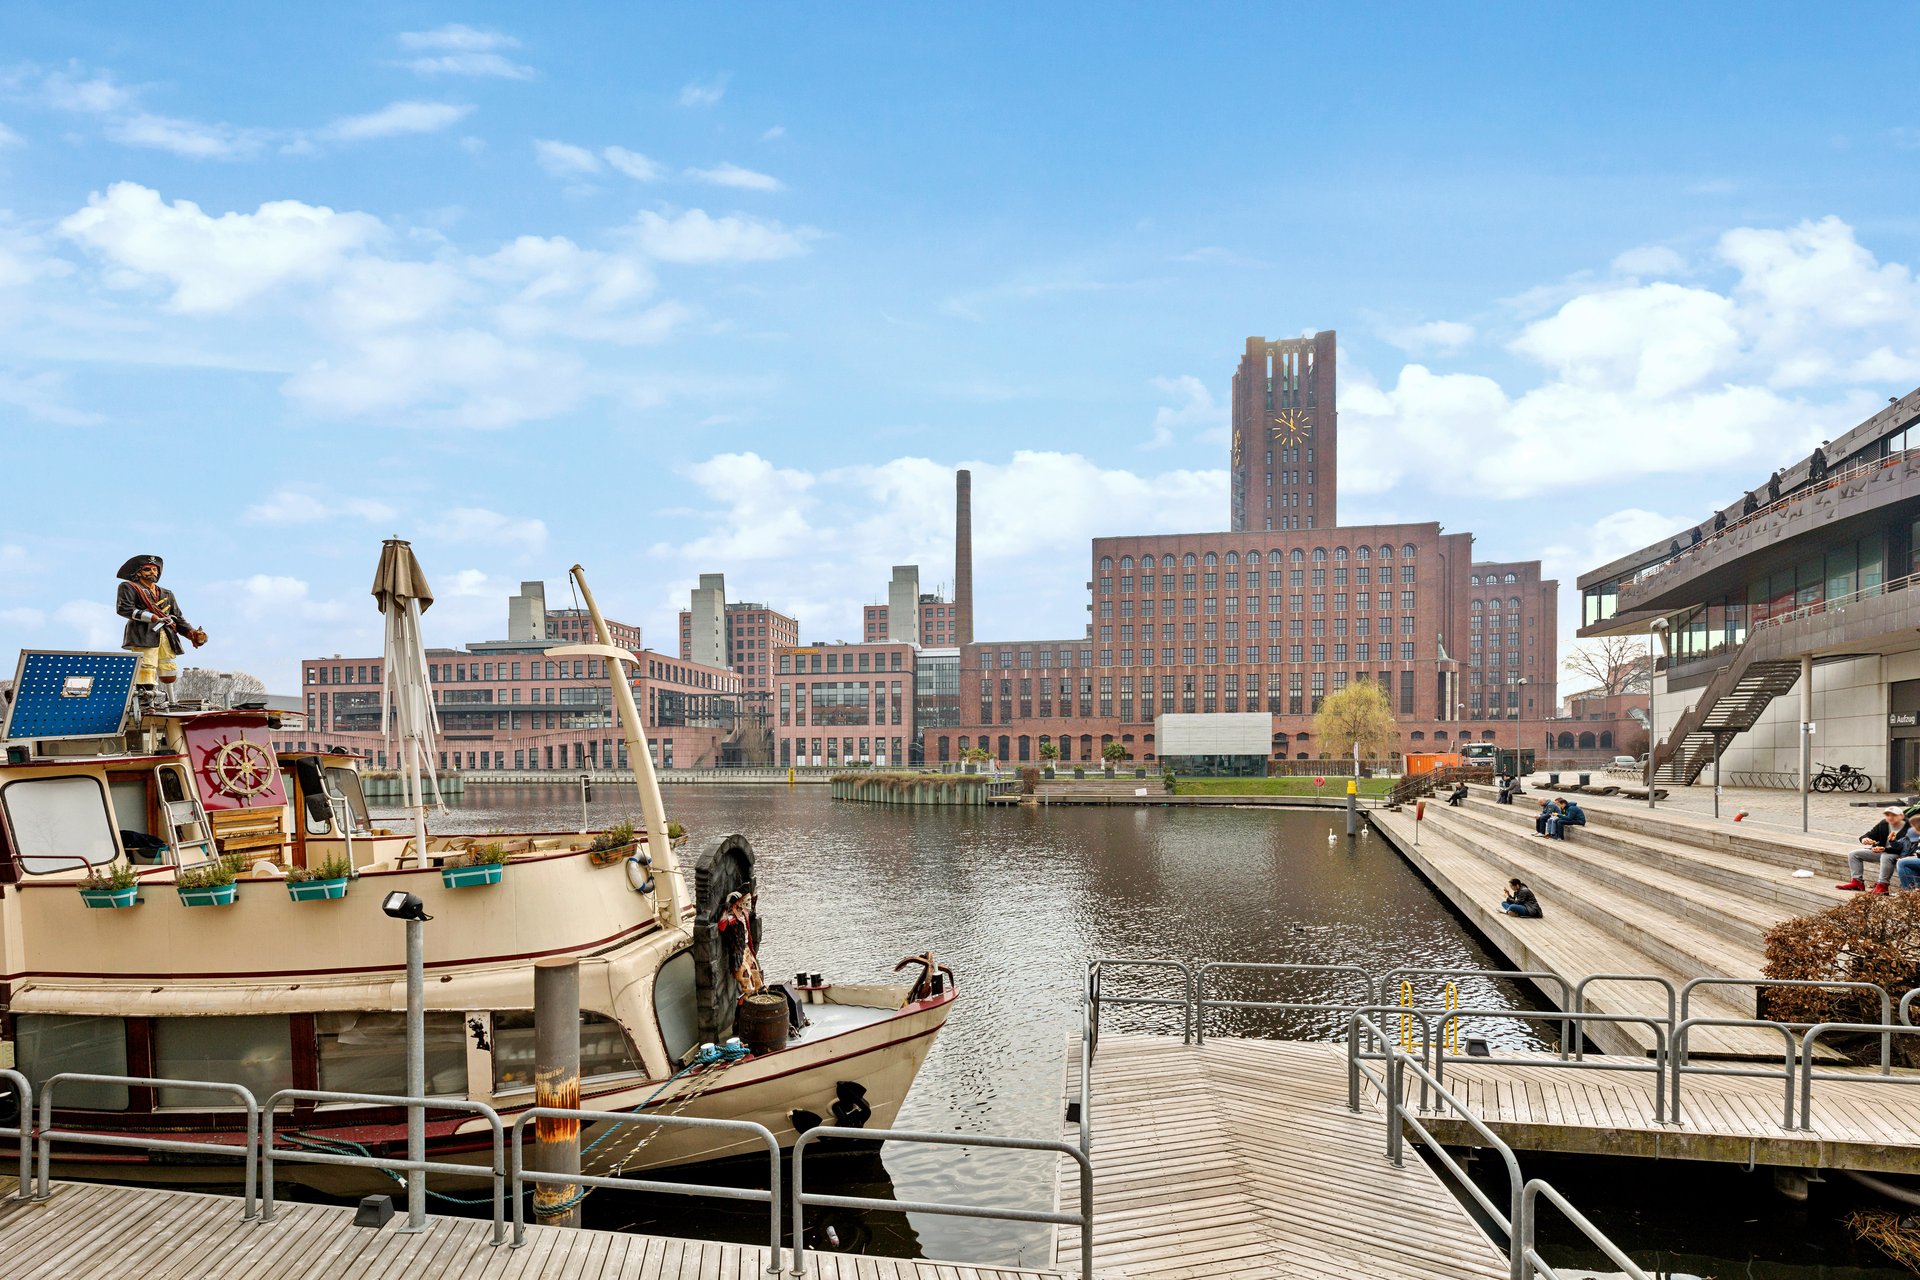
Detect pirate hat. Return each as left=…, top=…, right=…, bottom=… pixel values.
left=117, top=554, right=163, bottom=580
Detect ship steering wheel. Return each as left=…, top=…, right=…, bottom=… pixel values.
left=208, top=739, right=277, bottom=798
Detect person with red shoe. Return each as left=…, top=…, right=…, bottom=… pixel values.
left=1837, top=808, right=1906, bottom=894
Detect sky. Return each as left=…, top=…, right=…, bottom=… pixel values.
left=1, top=3, right=1917, bottom=699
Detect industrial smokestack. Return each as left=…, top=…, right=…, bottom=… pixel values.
left=955, top=469, right=974, bottom=646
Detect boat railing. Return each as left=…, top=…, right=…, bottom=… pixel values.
left=789, top=1125, right=1095, bottom=1280
left=509, top=1108, right=780, bottom=1265
left=35, top=1073, right=260, bottom=1218
left=260, top=1087, right=506, bottom=1243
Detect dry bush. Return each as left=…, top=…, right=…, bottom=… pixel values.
left=1763, top=893, right=1920, bottom=1063
left=1018, top=766, right=1041, bottom=795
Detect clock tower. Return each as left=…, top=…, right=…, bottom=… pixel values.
left=1230, top=331, right=1337, bottom=532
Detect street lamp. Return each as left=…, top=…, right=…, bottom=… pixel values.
left=1647, top=618, right=1670, bottom=811
left=381, top=891, right=433, bottom=1232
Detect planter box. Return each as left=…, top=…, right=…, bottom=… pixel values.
left=1073, top=768, right=1085, bottom=779
left=588, top=840, right=637, bottom=868
left=287, top=877, right=349, bottom=902
left=442, top=863, right=504, bottom=889
left=80, top=886, right=139, bottom=909
left=177, top=884, right=238, bottom=907
left=1134, top=768, right=1147, bottom=778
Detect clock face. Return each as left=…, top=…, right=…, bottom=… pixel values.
left=1270, top=409, right=1312, bottom=445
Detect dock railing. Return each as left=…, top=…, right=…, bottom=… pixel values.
left=0, top=1069, right=29, bottom=1202
left=1194, top=960, right=1373, bottom=1043
left=35, top=1073, right=260, bottom=1217
left=789, top=1125, right=1095, bottom=1280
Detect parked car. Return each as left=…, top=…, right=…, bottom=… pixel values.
left=1611, top=755, right=1638, bottom=768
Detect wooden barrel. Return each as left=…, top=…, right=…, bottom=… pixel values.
left=736, top=992, right=790, bottom=1057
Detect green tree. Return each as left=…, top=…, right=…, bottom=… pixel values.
left=1102, top=741, right=1128, bottom=765
left=1038, top=741, right=1059, bottom=762
left=1313, top=680, right=1399, bottom=761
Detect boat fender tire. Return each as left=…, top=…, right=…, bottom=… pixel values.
left=625, top=854, right=655, bottom=895
left=789, top=1108, right=823, bottom=1135
left=831, top=1080, right=872, bottom=1129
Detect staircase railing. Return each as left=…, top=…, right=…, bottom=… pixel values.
left=1384, top=765, right=1491, bottom=807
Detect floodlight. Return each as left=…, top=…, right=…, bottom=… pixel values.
left=381, top=891, right=431, bottom=922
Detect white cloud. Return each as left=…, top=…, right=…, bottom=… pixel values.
left=432, top=507, right=548, bottom=552
left=1611, top=245, right=1688, bottom=277
left=107, top=112, right=265, bottom=160
left=283, top=327, right=588, bottom=429
left=0, top=369, right=103, bottom=425
left=630, top=209, right=815, bottom=264
left=1508, top=282, right=1741, bottom=398
left=678, top=76, right=729, bottom=107
left=1142, top=375, right=1223, bottom=449
left=212, top=574, right=348, bottom=623
left=322, top=101, right=473, bottom=142
left=603, top=146, right=663, bottom=181
left=54, top=599, right=122, bottom=649
left=398, top=28, right=533, bottom=80
left=761, top=126, right=786, bottom=141
left=1382, top=319, right=1475, bottom=355
left=243, top=488, right=398, bottom=525
left=534, top=139, right=601, bottom=177
left=38, top=67, right=135, bottom=115
left=686, top=162, right=784, bottom=192
left=60, top=182, right=383, bottom=313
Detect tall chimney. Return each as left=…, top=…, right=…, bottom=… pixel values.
left=954, top=469, right=974, bottom=646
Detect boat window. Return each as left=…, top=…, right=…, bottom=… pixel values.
left=490, top=1011, right=641, bottom=1092
left=109, top=779, right=151, bottom=835
left=316, top=1011, right=468, bottom=1097
left=2, top=776, right=119, bottom=874
left=323, top=767, right=371, bottom=831
left=655, top=949, right=699, bottom=1063
left=154, top=1015, right=295, bottom=1109
left=14, top=1015, right=128, bottom=1110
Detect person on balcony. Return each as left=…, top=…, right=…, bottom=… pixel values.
left=1838, top=808, right=1905, bottom=894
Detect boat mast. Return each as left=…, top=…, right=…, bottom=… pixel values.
left=567, top=565, right=684, bottom=929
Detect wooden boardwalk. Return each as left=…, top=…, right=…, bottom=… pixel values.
left=1058, top=1036, right=1507, bottom=1280
left=0, top=1178, right=1078, bottom=1280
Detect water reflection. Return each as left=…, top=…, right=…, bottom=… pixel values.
left=396, top=782, right=1534, bottom=1267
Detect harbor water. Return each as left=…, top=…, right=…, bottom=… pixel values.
left=381, top=782, right=1903, bottom=1277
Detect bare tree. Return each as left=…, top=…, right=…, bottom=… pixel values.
left=1562, top=638, right=1651, bottom=698
left=175, top=667, right=269, bottom=708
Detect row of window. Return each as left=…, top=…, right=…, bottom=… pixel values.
left=777, top=650, right=907, bottom=674
left=1100, top=544, right=1415, bottom=571
left=1102, top=568, right=1417, bottom=595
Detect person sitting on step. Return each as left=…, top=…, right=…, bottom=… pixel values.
left=1499, top=879, right=1543, bottom=918
left=1533, top=798, right=1556, bottom=836
left=1837, top=807, right=1905, bottom=894
left=1546, top=797, right=1587, bottom=839
left=1446, top=782, right=1469, bottom=807
left=1892, top=816, right=1920, bottom=891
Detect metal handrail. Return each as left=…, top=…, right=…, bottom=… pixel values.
left=1347, top=1006, right=1434, bottom=1113
left=510, top=1109, right=780, bottom=1267
left=36, top=1073, right=259, bottom=1217
left=1799, top=1023, right=1920, bottom=1130
left=260, top=1087, right=504, bottom=1244
left=1377, top=968, right=1575, bottom=1054
left=1571, top=974, right=1676, bottom=1060
left=789, top=1125, right=1094, bottom=1280
left=1681, top=976, right=1892, bottom=1071
left=1194, top=961, right=1374, bottom=1044
left=1077, top=1006, right=1093, bottom=1156
left=0, top=1069, right=29, bottom=1201
left=1350, top=1014, right=1526, bottom=1279
left=1087, top=957, right=1194, bottom=1045
left=1433, top=1010, right=1669, bottom=1125
left=1519, top=1178, right=1652, bottom=1280
left=1900, top=988, right=1920, bottom=1026
left=1671, top=1017, right=1797, bottom=1129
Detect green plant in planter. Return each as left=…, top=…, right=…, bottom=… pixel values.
left=177, top=854, right=245, bottom=890
left=83, top=860, right=140, bottom=892
left=465, top=841, right=510, bottom=866
left=666, top=821, right=685, bottom=840
left=590, top=821, right=638, bottom=853
left=442, top=840, right=509, bottom=888
left=286, top=855, right=353, bottom=884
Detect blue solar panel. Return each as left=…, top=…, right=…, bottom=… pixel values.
left=3, top=651, right=138, bottom=741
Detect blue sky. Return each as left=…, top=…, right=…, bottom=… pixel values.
left=1, top=4, right=1917, bottom=697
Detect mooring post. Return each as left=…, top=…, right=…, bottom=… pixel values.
left=533, top=957, right=582, bottom=1228
left=1345, top=777, right=1358, bottom=837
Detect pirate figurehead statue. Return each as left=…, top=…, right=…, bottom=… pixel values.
left=114, top=555, right=207, bottom=688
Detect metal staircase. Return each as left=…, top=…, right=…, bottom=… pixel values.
left=1653, top=655, right=1801, bottom=784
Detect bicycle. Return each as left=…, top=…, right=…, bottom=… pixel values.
left=1811, top=762, right=1873, bottom=793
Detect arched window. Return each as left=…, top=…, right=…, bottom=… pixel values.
left=1297, top=752, right=1310, bottom=761
left=1141, top=554, right=1156, bottom=569
left=1435, top=730, right=1449, bottom=740
left=1099, top=556, right=1113, bottom=570
left=1290, top=548, right=1305, bottom=563
left=1183, top=553, right=1197, bottom=568
left=1380, top=545, right=1394, bottom=560
left=1410, top=730, right=1426, bottom=741
left=1120, top=555, right=1134, bottom=570
left=1311, top=547, right=1327, bottom=562
left=1334, top=546, right=1348, bottom=561
left=958, top=735, right=970, bottom=753
left=1225, top=551, right=1239, bottom=565
left=997, top=735, right=1011, bottom=762
left=1557, top=732, right=1575, bottom=749
left=1578, top=732, right=1597, bottom=750
left=1203, top=552, right=1218, bottom=567
left=1403, top=544, right=1417, bottom=558
left=1269, top=549, right=1285, bottom=563
left=1471, top=600, right=1484, bottom=612
left=1018, top=735, right=1031, bottom=761
left=1356, top=545, right=1371, bottom=560
left=1504, top=573, right=1517, bottom=584
left=1080, top=734, right=1094, bottom=756
left=1480, top=730, right=1495, bottom=740
left=1509, top=597, right=1522, bottom=609
left=1470, top=575, right=1481, bottom=586
left=938, top=736, right=951, bottom=761
left=1599, top=731, right=1614, bottom=749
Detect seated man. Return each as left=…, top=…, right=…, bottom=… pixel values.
left=1499, top=879, right=1543, bottom=918
left=1547, top=798, right=1588, bottom=839
left=1446, top=782, right=1469, bottom=807
left=1533, top=799, right=1556, bottom=836
left=1892, top=818, right=1920, bottom=890
left=1838, top=808, right=1905, bottom=894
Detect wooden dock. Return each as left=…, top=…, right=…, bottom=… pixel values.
left=0, top=1177, right=1080, bottom=1280
left=1058, top=1035, right=1507, bottom=1280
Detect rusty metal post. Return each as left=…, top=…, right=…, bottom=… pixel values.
left=532, top=957, right=582, bottom=1228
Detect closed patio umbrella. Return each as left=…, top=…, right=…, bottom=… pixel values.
left=372, top=538, right=443, bottom=862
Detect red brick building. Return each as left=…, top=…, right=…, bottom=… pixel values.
left=676, top=599, right=799, bottom=693
left=773, top=641, right=916, bottom=767
left=862, top=597, right=959, bottom=646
